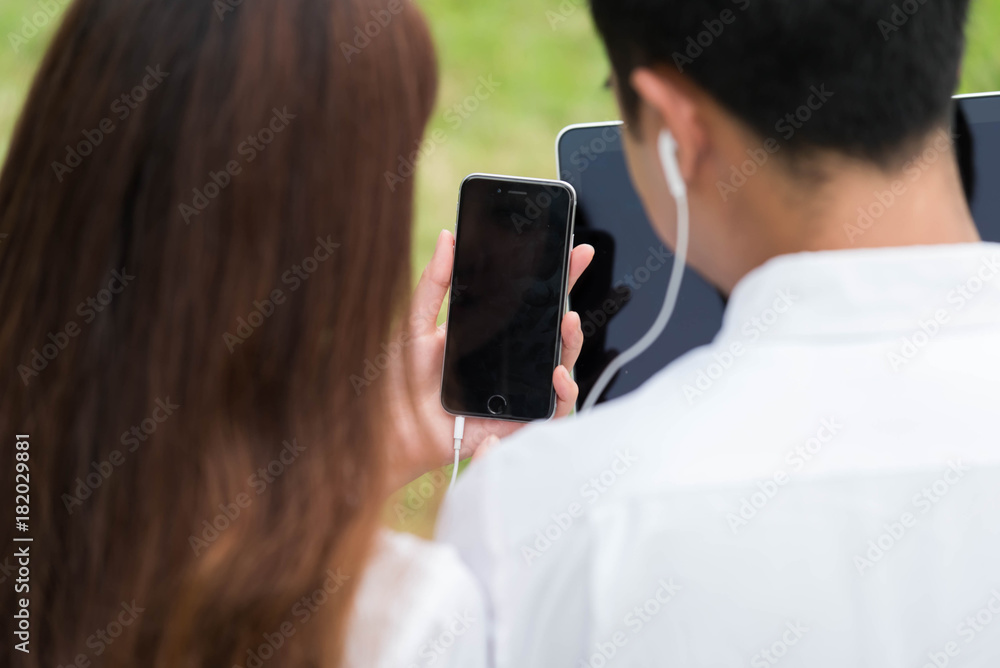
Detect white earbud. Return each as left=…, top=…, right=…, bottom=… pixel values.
left=580, top=128, right=690, bottom=412
left=658, top=129, right=687, bottom=199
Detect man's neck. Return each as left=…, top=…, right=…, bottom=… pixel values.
left=722, top=138, right=981, bottom=293
left=797, top=151, right=980, bottom=252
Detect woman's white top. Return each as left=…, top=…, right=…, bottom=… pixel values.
left=344, top=530, right=489, bottom=668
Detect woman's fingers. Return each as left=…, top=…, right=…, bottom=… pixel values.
left=567, top=244, right=595, bottom=294
left=553, top=365, right=580, bottom=419
left=548, top=244, right=593, bottom=421
left=552, top=310, right=584, bottom=419
left=560, top=311, right=584, bottom=372
left=409, top=229, right=455, bottom=337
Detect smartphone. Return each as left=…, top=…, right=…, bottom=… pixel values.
left=441, top=174, right=577, bottom=422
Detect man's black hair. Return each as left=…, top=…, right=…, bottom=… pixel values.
left=590, top=0, right=971, bottom=166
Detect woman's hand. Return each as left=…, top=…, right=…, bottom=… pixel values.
left=386, top=229, right=594, bottom=488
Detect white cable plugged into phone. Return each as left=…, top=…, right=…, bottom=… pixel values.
left=450, top=416, right=465, bottom=490
left=581, top=129, right=690, bottom=413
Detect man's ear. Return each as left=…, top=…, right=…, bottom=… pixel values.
left=630, top=68, right=706, bottom=185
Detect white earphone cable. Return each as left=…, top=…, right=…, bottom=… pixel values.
left=581, top=130, right=689, bottom=412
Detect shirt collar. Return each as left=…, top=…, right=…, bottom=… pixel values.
left=716, top=242, right=1000, bottom=344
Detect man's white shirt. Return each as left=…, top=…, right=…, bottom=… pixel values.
left=437, top=242, right=1000, bottom=668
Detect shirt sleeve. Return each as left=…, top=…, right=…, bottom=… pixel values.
left=434, top=419, right=607, bottom=668
left=405, top=551, right=489, bottom=668
left=435, top=457, right=501, bottom=664
left=343, top=530, right=490, bottom=668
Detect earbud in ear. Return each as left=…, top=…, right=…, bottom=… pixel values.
left=658, top=130, right=686, bottom=199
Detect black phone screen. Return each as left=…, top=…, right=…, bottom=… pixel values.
left=441, top=176, right=575, bottom=422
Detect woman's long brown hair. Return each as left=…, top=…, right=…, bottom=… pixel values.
left=0, top=0, right=437, bottom=665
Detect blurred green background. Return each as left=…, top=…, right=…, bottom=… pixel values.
left=2, top=0, right=999, bottom=536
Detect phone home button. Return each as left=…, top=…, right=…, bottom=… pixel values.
left=487, top=395, right=508, bottom=416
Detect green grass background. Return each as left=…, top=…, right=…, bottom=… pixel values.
left=2, top=0, right=999, bottom=536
